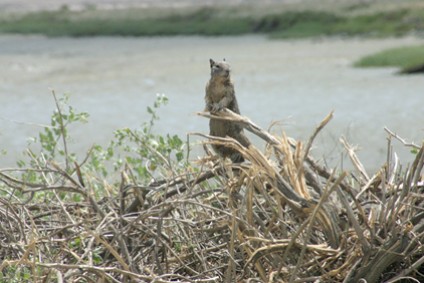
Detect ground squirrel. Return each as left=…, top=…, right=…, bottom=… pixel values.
left=205, top=58, right=251, bottom=162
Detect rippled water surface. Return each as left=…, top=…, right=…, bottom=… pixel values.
left=1, top=35, right=423, bottom=170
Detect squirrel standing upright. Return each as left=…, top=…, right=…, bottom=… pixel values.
left=205, top=58, right=250, bottom=162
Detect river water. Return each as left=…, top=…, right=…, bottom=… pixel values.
left=1, top=35, right=423, bottom=171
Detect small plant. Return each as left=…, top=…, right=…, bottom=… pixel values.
left=91, top=93, right=186, bottom=182
left=0, top=265, right=33, bottom=283
left=20, top=92, right=89, bottom=171
left=12, top=92, right=89, bottom=192
left=3, top=91, right=186, bottom=207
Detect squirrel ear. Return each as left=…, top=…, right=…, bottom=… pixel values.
left=209, top=59, right=215, bottom=67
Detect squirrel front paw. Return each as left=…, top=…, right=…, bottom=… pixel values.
left=211, top=103, right=224, bottom=113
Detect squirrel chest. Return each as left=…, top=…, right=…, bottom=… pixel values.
left=206, top=79, right=232, bottom=101
left=206, top=79, right=234, bottom=103
left=205, top=78, right=238, bottom=112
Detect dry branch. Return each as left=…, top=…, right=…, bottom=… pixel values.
left=0, top=110, right=423, bottom=282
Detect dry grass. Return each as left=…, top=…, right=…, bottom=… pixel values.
left=0, top=109, right=423, bottom=282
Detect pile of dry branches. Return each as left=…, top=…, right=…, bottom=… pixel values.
left=0, top=110, right=423, bottom=282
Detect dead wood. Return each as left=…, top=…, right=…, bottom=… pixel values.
left=0, top=110, right=423, bottom=282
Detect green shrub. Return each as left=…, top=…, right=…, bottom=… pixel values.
left=354, top=45, right=424, bottom=69
left=333, top=10, right=411, bottom=37
left=1, top=7, right=423, bottom=38
left=10, top=92, right=186, bottom=198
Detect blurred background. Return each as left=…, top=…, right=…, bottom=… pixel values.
left=0, top=0, right=423, bottom=171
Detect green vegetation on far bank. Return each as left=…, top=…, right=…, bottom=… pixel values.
left=0, top=5, right=423, bottom=38
left=354, top=45, right=424, bottom=72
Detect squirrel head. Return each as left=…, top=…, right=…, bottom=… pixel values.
left=210, top=58, right=231, bottom=78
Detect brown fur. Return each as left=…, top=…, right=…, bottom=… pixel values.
left=205, top=59, right=250, bottom=162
